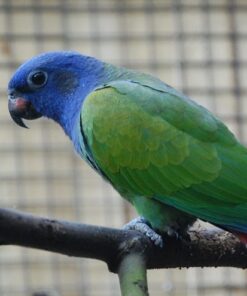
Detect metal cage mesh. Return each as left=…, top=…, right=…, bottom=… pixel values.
left=0, top=0, right=247, bottom=295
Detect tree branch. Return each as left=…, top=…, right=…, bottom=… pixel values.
left=118, top=253, right=148, bottom=296
left=0, top=207, right=246, bottom=274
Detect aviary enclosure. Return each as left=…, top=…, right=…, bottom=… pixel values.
left=0, top=0, right=247, bottom=295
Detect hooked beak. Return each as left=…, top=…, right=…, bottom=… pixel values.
left=8, top=91, right=42, bottom=128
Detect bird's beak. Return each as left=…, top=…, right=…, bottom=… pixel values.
left=8, top=91, right=42, bottom=128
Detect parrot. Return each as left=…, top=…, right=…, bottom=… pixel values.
left=7, top=51, right=247, bottom=247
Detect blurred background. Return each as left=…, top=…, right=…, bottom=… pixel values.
left=0, top=0, right=247, bottom=295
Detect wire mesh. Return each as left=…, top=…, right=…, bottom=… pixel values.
left=0, top=0, right=247, bottom=295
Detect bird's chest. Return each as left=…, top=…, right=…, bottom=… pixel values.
left=73, top=119, right=109, bottom=180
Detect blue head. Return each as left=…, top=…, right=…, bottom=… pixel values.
left=8, top=51, right=104, bottom=138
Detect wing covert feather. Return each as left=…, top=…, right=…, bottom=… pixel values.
left=81, top=80, right=247, bottom=229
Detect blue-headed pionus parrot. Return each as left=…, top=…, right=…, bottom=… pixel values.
left=7, top=51, right=247, bottom=246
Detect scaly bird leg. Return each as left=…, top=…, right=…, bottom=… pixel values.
left=123, top=216, right=163, bottom=248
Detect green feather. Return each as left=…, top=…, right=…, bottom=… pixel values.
left=81, top=78, right=247, bottom=232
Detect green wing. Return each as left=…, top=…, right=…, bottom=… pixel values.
left=81, top=80, right=247, bottom=231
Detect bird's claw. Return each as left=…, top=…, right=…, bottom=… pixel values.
left=165, top=226, right=179, bottom=239
left=123, top=217, right=164, bottom=248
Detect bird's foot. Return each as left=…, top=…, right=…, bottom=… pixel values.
left=163, top=225, right=191, bottom=242
left=123, top=216, right=163, bottom=248
left=163, top=226, right=179, bottom=239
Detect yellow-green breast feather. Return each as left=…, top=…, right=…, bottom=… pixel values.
left=81, top=80, right=247, bottom=232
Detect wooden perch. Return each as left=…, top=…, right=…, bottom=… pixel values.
left=0, top=207, right=246, bottom=270
left=0, top=207, right=246, bottom=295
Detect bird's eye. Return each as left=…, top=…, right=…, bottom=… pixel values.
left=27, top=71, right=48, bottom=88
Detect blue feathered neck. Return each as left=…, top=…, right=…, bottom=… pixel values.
left=9, top=51, right=105, bottom=145
left=8, top=51, right=125, bottom=155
